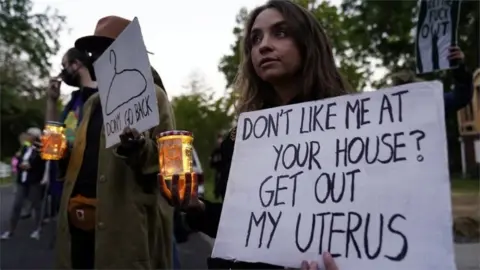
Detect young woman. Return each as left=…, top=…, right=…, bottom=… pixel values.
left=185, top=1, right=348, bottom=269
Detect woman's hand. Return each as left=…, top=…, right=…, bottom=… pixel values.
left=159, top=173, right=205, bottom=210
left=118, top=127, right=145, bottom=155
left=448, top=46, right=465, bottom=63
left=300, top=252, right=338, bottom=270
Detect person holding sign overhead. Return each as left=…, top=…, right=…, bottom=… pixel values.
left=392, top=46, right=473, bottom=113
left=54, top=16, right=175, bottom=269
left=183, top=0, right=350, bottom=269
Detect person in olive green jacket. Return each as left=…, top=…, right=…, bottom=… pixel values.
left=55, top=16, right=174, bottom=269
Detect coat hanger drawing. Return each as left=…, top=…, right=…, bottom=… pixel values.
left=104, top=49, right=148, bottom=116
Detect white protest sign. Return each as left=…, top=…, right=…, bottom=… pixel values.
left=212, top=82, right=456, bottom=270
left=415, top=0, right=461, bottom=74
left=94, top=17, right=159, bottom=148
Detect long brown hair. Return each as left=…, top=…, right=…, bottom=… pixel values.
left=235, top=0, right=352, bottom=115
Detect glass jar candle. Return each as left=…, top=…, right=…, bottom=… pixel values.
left=157, top=130, right=196, bottom=204
left=41, top=121, right=67, bottom=160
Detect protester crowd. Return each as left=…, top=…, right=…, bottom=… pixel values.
left=0, top=0, right=474, bottom=269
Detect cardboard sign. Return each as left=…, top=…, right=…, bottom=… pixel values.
left=212, top=82, right=455, bottom=270
left=94, top=17, right=159, bottom=148
left=415, top=0, right=461, bottom=74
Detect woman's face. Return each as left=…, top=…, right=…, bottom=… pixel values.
left=250, top=8, right=301, bottom=84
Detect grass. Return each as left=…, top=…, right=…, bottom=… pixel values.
left=451, top=178, right=479, bottom=193
left=451, top=179, right=479, bottom=241
left=450, top=178, right=479, bottom=220
left=0, top=176, right=13, bottom=186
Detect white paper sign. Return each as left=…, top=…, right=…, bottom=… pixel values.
left=94, top=17, right=159, bottom=148
left=212, top=82, right=456, bottom=270
left=415, top=0, right=461, bottom=74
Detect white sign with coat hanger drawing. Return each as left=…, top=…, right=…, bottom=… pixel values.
left=94, top=17, right=159, bottom=148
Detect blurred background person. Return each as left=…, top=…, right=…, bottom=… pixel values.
left=18, top=132, right=35, bottom=219
left=1, top=127, right=47, bottom=240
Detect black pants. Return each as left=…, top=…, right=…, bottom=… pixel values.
left=213, top=171, right=223, bottom=200
left=47, top=191, right=61, bottom=218
left=9, top=183, right=43, bottom=232
left=69, top=223, right=95, bottom=269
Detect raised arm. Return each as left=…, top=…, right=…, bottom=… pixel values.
left=45, top=79, right=62, bottom=121
left=444, top=46, right=473, bottom=113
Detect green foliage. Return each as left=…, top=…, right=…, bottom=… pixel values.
left=0, top=87, right=47, bottom=158
left=341, top=1, right=419, bottom=74
left=218, top=8, right=248, bottom=90
left=0, top=0, right=66, bottom=159
left=171, top=73, right=234, bottom=182
left=307, top=0, right=371, bottom=89
left=451, top=178, right=480, bottom=193
left=0, top=0, right=66, bottom=78
left=0, top=176, right=14, bottom=186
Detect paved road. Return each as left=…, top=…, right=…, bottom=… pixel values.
left=1, top=185, right=478, bottom=269
left=0, top=185, right=211, bottom=269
